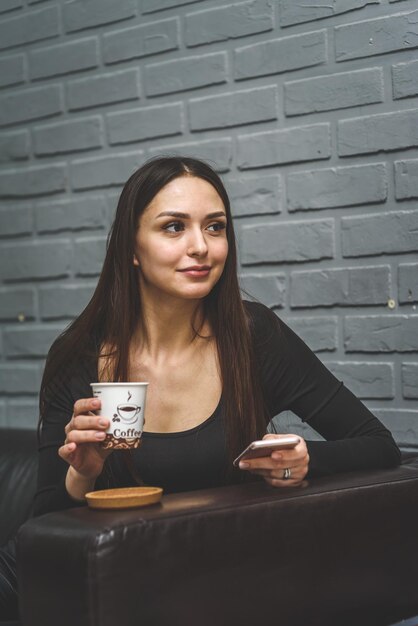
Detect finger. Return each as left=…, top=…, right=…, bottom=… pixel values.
left=245, top=468, right=272, bottom=478
left=255, top=466, right=305, bottom=481
left=271, top=442, right=309, bottom=462
left=239, top=458, right=276, bottom=471
left=66, top=429, right=106, bottom=444
left=269, top=468, right=306, bottom=482
left=58, top=442, right=77, bottom=462
left=265, top=478, right=303, bottom=489
left=272, top=455, right=309, bottom=470
left=260, top=434, right=307, bottom=463
left=241, top=465, right=303, bottom=484
left=72, top=415, right=109, bottom=431
left=239, top=459, right=309, bottom=486
left=274, top=461, right=309, bottom=480
left=73, top=397, right=101, bottom=416
left=65, top=414, right=109, bottom=436
left=265, top=477, right=308, bottom=488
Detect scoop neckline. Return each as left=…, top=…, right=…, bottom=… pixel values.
left=142, top=400, right=221, bottom=438
left=93, top=361, right=222, bottom=439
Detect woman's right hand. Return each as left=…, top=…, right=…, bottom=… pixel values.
left=59, top=397, right=111, bottom=499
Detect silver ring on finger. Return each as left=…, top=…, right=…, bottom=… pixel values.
left=283, top=467, right=291, bottom=480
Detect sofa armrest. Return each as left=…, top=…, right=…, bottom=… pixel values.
left=18, top=457, right=418, bottom=626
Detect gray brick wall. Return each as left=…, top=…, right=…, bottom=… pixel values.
left=0, top=0, right=417, bottom=448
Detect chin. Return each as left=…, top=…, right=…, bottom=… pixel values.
left=173, top=282, right=217, bottom=299
left=180, top=288, right=213, bottom=300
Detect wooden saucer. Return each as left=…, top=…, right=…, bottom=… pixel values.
left=85, top=486, right=163, bottom=510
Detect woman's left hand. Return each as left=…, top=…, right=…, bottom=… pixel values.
left=239, top=433, right=309, bottom=488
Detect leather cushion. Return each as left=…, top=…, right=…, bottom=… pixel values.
left=0, top=430, right=37, bottom=545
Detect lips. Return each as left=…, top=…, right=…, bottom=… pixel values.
left=177, top=265, right=212, bottom=278
left=178, top=265, right=211, bottom=272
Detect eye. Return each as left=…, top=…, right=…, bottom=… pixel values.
left=163, top=221, right=184, bottom=233
left=207, top=222, right=226, bottom=233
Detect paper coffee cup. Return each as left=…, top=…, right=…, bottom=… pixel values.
left=90, top=382, right=148, bottom=450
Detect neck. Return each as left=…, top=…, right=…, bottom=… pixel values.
left=134, top=290, right=208, bottom=360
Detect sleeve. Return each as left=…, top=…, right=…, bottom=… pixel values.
left=33, top=358, right=96, bottom=516
left=246, top=301, right=401, bottom=476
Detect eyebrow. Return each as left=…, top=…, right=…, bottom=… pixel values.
left=155, top=210, right=227, bottom=219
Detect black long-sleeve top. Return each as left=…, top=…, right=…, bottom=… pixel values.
left=34, top=301, right=400, bottom=516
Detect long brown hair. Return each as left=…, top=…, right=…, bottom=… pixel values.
left=39, top=156, right=268, bottom=478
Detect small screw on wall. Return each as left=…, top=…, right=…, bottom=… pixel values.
left=387, top=299, right=396, bottom=310
left=17, top=313, right=25, bottom=322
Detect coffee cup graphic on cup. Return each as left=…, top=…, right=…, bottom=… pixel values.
left=117, top=403, right=141, bottom=423
left=90, top=382, right=148, bottom=450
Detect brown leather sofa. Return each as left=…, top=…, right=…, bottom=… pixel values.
left=16, top=452, right=418, bottom=626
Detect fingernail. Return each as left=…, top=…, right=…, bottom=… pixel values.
left=272, top=452, right=282, bottom=460
left=92, top=399, right=100, bottom=407
left=95, top=431, right=106, bottom=439
left=239, top=461, right=249, bottom=469
left=99, top=418, right=108, bottom=427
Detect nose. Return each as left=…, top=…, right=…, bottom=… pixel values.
left=187, top=227, right=208, bottom=258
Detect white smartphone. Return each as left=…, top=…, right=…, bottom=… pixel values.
left=233, top=435, right=300, bottom=467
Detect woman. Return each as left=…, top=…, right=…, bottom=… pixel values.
left=36, top=155, right=401, bottom=510
left=0, top=156, right=400, bottom=619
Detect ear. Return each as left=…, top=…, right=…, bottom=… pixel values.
left=133, top=255, right=140, bottom=267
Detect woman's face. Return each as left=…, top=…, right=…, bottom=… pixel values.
left=134, top=175, right=229, bottom=302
